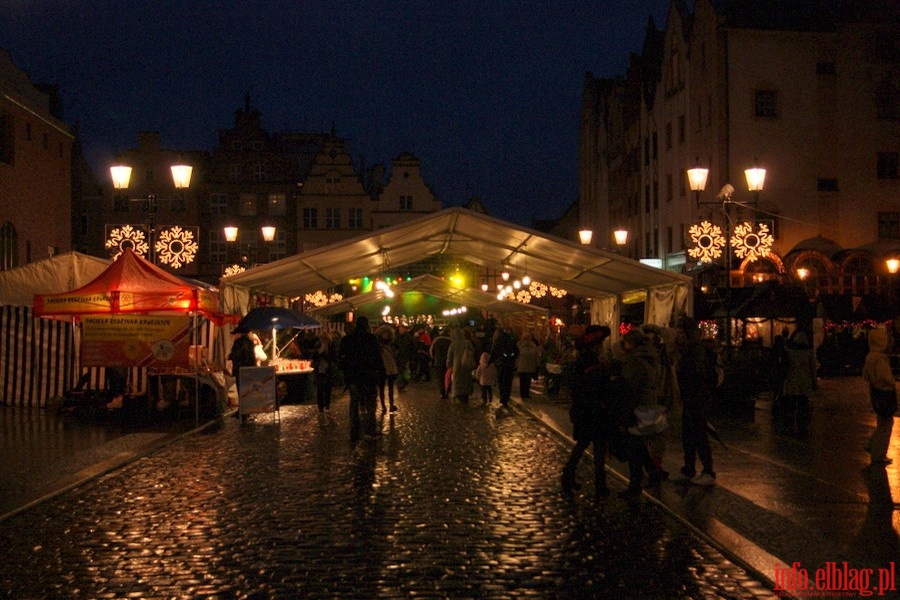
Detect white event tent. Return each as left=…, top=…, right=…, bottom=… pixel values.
left=220, top=208, right=693, bottom=336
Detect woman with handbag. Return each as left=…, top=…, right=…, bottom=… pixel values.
left=862, top=329, right=896, bottom=466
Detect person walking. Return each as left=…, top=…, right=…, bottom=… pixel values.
left=476, top=349, right=497, bottom=405
left=561, top=325, right=613, bottom=497
left=862, top=329, right=897, bottom=465
left=339, top=316, right=384, bottom=442
left=672, top=317, right=718, bottom=486
left=376, top=325, right=399, bottom=412
left=430, top=327, right=452, bottom=399
left=392, top=324, right=416, bottom=390
left=311, top=331, right=337, bottom=423
left=617, top=328, right=663, bottom=498
left=446, top=326, right=476, bottom=403
left=516, top=333, right=541, bottom=399
left=779, top=329, right=817, bottom=436
left=489, top=324, right=519, bottom=406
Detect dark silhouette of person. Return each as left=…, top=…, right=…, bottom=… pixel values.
left=339, top=316, right=384, bottom=442
left=489, top=324, right=519, bottom=406
left=228, top=327, right=257, bottom=395
left=561, top=325, right=612, bottom=497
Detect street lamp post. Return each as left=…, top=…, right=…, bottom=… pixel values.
left=109, top=164, right=193, bottom=265
left=687, top=163, right=766, bottom=349
left=613, top=229, right=629, bottom=254
left=223, top=225, right=278, bottom=272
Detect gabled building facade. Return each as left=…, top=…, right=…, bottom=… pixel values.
left=580, top=0, right=899, bottom=318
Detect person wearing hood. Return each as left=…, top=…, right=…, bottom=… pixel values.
left=863, top=329, right=897, bottom=465
left=779, top=329, right=817, bottom=436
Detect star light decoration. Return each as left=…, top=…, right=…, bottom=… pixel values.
left=154, top=226, right=198, bottom=268
left=731, top=221, right=774, bottom=262
left=687, top=220, right=726, bottom=263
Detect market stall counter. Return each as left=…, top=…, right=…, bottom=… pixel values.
left=271, top=358, right=314, bottom=404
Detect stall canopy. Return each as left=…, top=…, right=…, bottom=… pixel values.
left=307, top=274, right=549, bottom=317
left=1, top=252, right=112, bottom=406
left=222, top=207, right=692, bottom=325
left=0, top=251, right=110, bottom=306
left=34, top=248, right=223, bottom=321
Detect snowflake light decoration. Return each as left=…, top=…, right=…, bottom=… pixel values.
left=105, top=224, right=149, bottom=259
left=224, top=264, right=246, bottom=278
left=529, top=281, right=548, bottom=298
left=730, top=221, right=774, bottom=262
left=304, top=291, right=345, bottom=307
left=305, top=290, right=328, bottom=307
left=549, top=286, right=567, bottom=298
left=155, top=226, right=198, bottom=269
left=687, top=220, right=725, bottom=263
left=515, top=290, right=532, bottom=304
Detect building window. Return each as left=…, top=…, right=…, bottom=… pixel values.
left=877, top=152, right=898, bottom=180
left=348, top=207, right=363, bottom=228
left=303, top=207, right=318, bottom=228
left=678, top=114, right=685, bottom=144
left=269, top=229, right=287, bottom=261
left=666, top=226, right=673, bottom=254
left=209, top=193, right=227, bottom=216
left=666, top=173, right=673, bottom=202
left=268, top=193, right=286, bottom=216
left=665, top=122, right=672, bottom=150
left=817, top=178, right=839, bottom=192
left=707, top=97, right=712, bottom=126
left=25, top=122, right=31, bottom=141
left=229, top=164, right=241, bottom=181
left=254, top=164, right=265, bottom=182
left=878, top=212, right=900, bottom=239
left=239, top=193, right=257, bottom=216
left=399, top=195, right=413, bottom=211
left=208, top=230, right=226, bottom=264
left=325, top=207, right=340, bottom=229
left=652, top=133, right=658, bottom=158
left=754, top=90, right=778, bottom=118
left=652, top=181, right=659, bottom=209
left=0, top=111, right=13, bottom=165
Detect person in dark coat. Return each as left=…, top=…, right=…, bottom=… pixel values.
left=339, top=316, right=385, bottom=442
left=561, top=325, right=613, bottom=497
left=228, top=327, right=257, bottom=394
left=489, top=324, right=519, bottom=406
left=672, top=317, right=719, bottom=486
left=429, top=327, right=452, bottom=399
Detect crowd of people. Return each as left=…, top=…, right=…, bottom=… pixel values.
left=229, top=314, right=896, bottom=483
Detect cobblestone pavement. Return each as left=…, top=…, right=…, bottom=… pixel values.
left=0, top=382, right=775, bottom=599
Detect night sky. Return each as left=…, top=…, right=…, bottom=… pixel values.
left=2, top=1, right=675, bottom=226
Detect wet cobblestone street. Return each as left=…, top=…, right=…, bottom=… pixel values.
left=0, top=383, right=774, bottom=598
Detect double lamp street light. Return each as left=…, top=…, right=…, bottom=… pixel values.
left=687, top=163, right=767, bottom=348
left=109, top=164, right=195, bottom=267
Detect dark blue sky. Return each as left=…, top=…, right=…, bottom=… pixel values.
left=2, top=1, right=674, bottom=226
